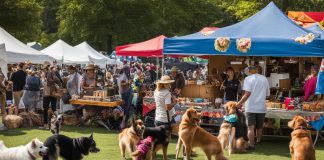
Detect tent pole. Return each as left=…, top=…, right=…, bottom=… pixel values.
left=156, top=57, right=159, bottom=81
left=162, top=55, right=164, bottom=76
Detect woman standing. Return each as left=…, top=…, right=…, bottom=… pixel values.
left=304, top=65, right=318, bottom=101
left=42, top=65, right=62, bottom=129
left=24, top=70, right=41, bottom=112
left=154, top=75, right=177, bottom=127
left=117, top=66, right=132, bottom=129
left=221, top=67, right=241, bottom=102
left=67, top=65, right=81, bottom=96
left=81, top=64, right=97, bottom=96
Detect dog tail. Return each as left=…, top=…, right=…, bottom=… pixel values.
left=130, top=150, right=141, bottom=157
left=0, top=141, right=7, bottom=150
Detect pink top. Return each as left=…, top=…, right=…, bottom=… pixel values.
left=304, top=75, right=317, bottom=101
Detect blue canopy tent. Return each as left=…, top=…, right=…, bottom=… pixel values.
left=164, top=2, right=324, bottom=57
left=306, top=23, right=324, bottom=38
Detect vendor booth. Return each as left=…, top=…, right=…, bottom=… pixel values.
left=0, top=27, right=54, bottom=77
left=163, top=2, right=324, bottom=136
left=74, top=42, right=120, bottom=68
left=41, top=39, right=90, bottom=64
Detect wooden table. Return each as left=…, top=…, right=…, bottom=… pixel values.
left=69, top=99, right=123, bottom=131
left=69, top=99, right=123, bottom=107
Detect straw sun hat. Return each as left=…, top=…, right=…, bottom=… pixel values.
left=84, top=64, right=95, bottom=70
left=156, top=75, right=175, bottom=84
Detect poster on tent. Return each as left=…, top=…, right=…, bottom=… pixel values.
left=315, top=58, right=324, bottom=95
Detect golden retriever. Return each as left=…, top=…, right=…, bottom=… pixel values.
left=218, top=101, right=247, bottom=155
left=177, top=108, right=228, bottom=160
left=288, top=115, right=315, bottom=160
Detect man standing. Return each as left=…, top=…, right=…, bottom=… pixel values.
left=237, top=66, right=270, bottom=150
left=170, top=66, right=185, bottom=96
left=9, top=62, right=27, bottom=114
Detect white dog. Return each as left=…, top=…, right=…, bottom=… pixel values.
left=0, top=138, right=48, bottom=160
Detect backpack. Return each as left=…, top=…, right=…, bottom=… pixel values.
left=26, top=76, right=40, bottom=91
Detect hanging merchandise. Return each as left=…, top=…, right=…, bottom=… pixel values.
left=294, top=33, right=315, bottom=45
left=315, top=58, right=324, bottom=95
left=214, top=37, right=231, bottom=52
left=236, top=38, right=251, bottom=53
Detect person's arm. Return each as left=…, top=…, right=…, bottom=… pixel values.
left=237, top=91, right=251, bottom=108
left=237, top=78, right=251, bottom=108
left=165, top=93, right=177, bottom=110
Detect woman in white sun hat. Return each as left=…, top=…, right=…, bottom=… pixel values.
left=154, top=75, right=177, bottom=128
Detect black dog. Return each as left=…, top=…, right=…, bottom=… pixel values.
left=43, top=133, right=100, bottom=160
left=50, top=114, right=64, bottom=135
left=143, top=125, right=170, bottom=160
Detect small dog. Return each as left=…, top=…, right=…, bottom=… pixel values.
left=0, top=138, right=48, bottom=160
left=288, top=115, right=315, bottom=160
left=143, top=125, right=170, bottom=160
left=178, top=108, right=228, bottom=160
left=43, top=133, right=100, bottom=160
left=218, top=101, right=248, bottom=155
left=130, top=136, right=154, bottom=160
left=119, top=117, right=145, bottom=160
left=50, top=114, right=64, bottom=135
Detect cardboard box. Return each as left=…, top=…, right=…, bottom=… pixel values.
left=279, top=79, right=291, bottom=89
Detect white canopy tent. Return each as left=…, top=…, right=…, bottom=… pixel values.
left=0, top=27, right=54, bottom=77
left=74, top=41, right=122, bottom=68
left=41, top=39, right=90, bottom=64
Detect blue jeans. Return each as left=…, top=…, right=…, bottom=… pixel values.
left=121, top=88, right=133, bottom=124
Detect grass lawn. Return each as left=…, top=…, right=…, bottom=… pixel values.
left=0, top=125, right=324, bottom=160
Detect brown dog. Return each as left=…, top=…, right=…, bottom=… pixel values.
left=288, top=115, right=315, bottom=160
left=178, top=108, right=228, bottom=160
left=218, top=101, right=247, bottom=155
left=119, top=118, right=145, bottom=160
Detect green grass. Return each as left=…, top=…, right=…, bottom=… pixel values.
left=0, top=125, right=324, bottom=160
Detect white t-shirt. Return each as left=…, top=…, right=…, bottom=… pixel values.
left=154, top=89, right=175, bottom=123
left=243, top=74, right=270, bottom=113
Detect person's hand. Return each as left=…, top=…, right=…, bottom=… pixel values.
left=175, top=88, right=181, bottom=95
left=172, top=96, right=178, bottom=103
left=236, top=103, right=243, bottom=109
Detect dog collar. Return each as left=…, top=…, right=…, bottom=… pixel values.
left=294, top=126, right=307, bottom=130
left=28, top=150, right=36, bottom=160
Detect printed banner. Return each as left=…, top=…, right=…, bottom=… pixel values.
left=315, top=58, right=324, bottom=95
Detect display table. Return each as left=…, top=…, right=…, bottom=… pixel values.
left=266, top=109, right=324, bottom=119
left=69, top=99, right=123, bottom=107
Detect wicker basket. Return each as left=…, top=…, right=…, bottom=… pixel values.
left=63, top=114, right=82, bottom=126
left=18, top=112, right=43, bottom=128
left=4, top=115, right=23, bottom=129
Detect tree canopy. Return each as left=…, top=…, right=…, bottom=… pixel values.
left=0, top=0, right=323, bottom=53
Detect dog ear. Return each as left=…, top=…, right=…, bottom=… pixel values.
left=89, top=133, right=93, bottom=139
left=32, top=139, right=37, bottom=149
left=186, top=109, right=191, bottom=119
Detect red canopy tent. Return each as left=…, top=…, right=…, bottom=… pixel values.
left=116, top=35, right=165, bottom=57
left=288, top=11, right=324, bottom=27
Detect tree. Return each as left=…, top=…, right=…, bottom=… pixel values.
left=0, top=0, right=42, bottom=42
left=57, top=0, right=224, bottom=54
left=218, top=0, right=324, bottom=22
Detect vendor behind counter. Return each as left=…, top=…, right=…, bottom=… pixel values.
left=304, top=64, right=319, bottom=101
left=221, top=67, right=242, bottom=102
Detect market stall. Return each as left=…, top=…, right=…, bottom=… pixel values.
left=163, top=2, right=324, bottom=135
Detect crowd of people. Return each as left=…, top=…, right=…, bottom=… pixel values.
left=0, top=60, right=200, bottom=130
